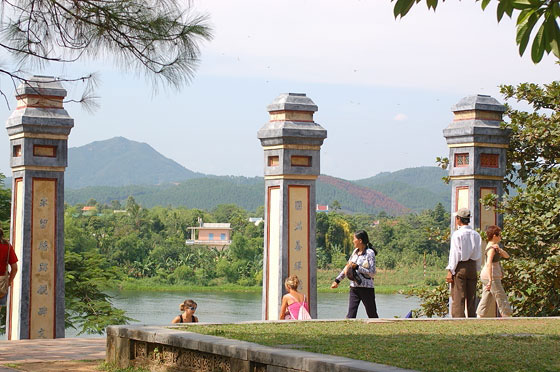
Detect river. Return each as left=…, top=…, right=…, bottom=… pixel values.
left=2, top=291, right=421, bottom=339
left=106, top=290, right=420, bottom=325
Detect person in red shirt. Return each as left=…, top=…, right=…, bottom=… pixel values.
left=0, top=227, right=18, bottom=306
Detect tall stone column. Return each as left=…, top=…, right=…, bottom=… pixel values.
left=5, top=76, right=74, bottom=339
left=257, top=93, right=327, bottom=320
left=443, top=94, right=510, bottom=231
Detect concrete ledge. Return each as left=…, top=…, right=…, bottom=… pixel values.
left=106, top=324, right=418, bottom=372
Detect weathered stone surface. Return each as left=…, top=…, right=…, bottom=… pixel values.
left=6, top=75, right=72, bottom=340
left=106, top=325, right=419, bottom=372
left=451, top=94, right=506, bottom=113
left=443, top=94, right=510, bottom=231
left=266, top=93, right=318, bottom=113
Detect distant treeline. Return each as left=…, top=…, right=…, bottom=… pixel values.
left=66, top=169, right=451, bottom=214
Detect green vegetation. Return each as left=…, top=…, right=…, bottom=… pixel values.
left=354, top=166, right=451, bottom=213
left=67, top=177, right=265, bottom=213
left=58, top=195, right=450, bottom=332
left=316, top=175, right=410, bottom=215
left=391, top=0, right=560, bottom=63
left=67, top=137, right=203, bottom=189
left=415, top=81, right=560, bottom=318
left=63, top=139, right=450, bottom=213
left=65, top=170, right=449, bottom=214
left=98, top=362, right=149, bottom=372
left=494, top=81, right=560, bottom=316
left=188, top=319, right=560, bottom=372
left=0, top=0, right=212, bottom=102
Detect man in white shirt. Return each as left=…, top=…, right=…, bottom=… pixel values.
left=446, top=208, right=482, bottom=317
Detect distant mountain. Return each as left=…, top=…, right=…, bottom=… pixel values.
left=54, top=137, right=449, bottom=213
left=66, top=174, right=413, bottom=216
left=317, top=175, right=410, bottom=216
left=66, top=176, right=264, bottom=211
left=354, top=166, right=451, bottom=212
left=66, top=137, right=204, bottom=189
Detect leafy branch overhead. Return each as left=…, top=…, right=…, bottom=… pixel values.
left=0, top=0, right=213, bottom=103
left=391, top=0, right=560, bottom=63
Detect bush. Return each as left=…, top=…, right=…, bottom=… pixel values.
left=194, top=268, right=208, bottom=285
left=237, top=277, right=255, bottom=286
left=170, top=264, right=194, bottom=283
left=405, top=282, right=449, bottom=318
left=377, top=251, right=397, bottom=270
left=217, top=257, right=239, bottom=283
left=316, top=246, right=330, bottom=269
left=254, top=269, right=263, bottom=286
left=502, top=255, right=560, bottom=316
left=331, top=251, right=347, bottom=270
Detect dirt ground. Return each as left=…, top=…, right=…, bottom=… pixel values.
left=5, top=360, right=103, bottom=372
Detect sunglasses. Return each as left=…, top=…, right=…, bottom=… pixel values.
left=188, top=306, right=197, bottom=311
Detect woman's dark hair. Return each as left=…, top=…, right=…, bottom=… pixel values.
left=459, top=216, right=470, bottom=225
left=354, top=230, right=377, bottom=255
left=486, top=225, right=502, bottom=241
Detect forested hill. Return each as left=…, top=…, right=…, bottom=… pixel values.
left=66, top=174, right=431, bottom=215
left=61, top=137, right=449, bottom=213
left=354, top=167, right=451, bottom=212
left=317, top=175, right=410, bottom=215
left=66, top=137, right=204, bottom=189
left=66, top=176, right=265, bottom=212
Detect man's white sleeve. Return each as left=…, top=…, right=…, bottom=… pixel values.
left=446, top=233, right=460, bottom=275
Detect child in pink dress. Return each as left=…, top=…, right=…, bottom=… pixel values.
left=279, top=275, right=311, bottom=320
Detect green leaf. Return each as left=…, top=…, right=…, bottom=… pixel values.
left=481, top=0, right=491, bottom=11
left=505, top=0, right=515, bottom=17
left=542, top=16, right=559, bottom=54
left=512, top=0, right=540, bottom=10
left=550, top=20, right=560, bottom=58
left=393, top=0, right=416, bottom=18
left=517, top=9, right=534, bottom=26
left=427, top=0, right=438, bottom=10
left=516, top=12, right=539, bottom=56
left=531, top=22, right=546, bottom=63
left=497, top=1, right=507, bottom=22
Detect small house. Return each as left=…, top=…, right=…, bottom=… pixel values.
left=186, top=218, right=232, bottom=250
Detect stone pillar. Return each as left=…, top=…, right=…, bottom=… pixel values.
left=5, top=76, right=74, bottom=339
left=257, top=93, right=327, bottom=320
left=443, top=94, right=510, bottom=231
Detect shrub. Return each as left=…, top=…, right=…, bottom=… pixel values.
left=405, top=282, right=449, bottom=318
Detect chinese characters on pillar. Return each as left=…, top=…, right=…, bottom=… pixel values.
left=30, top=179, right=56, bottom=339
left=288, top=186, right=309, bottom=300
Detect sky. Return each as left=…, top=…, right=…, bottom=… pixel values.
left=0, top=1, right=557, bottom=181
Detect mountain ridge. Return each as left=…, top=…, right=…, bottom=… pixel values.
left=66, top=136, right=204, bottom=189
left=5, top=137, right=450, bottom=214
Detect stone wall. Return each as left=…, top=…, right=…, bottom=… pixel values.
left=106, top=324, right=417, bottom=372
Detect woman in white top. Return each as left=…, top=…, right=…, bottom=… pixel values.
left=331, top=230, right=378, bottom=318
left=476, top=225, right=513, bottom=317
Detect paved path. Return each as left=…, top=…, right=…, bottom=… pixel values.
left=0, top=338, right=105, bottom=366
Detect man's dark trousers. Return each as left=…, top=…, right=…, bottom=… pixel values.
left=451, top=259, right=477, bottom=317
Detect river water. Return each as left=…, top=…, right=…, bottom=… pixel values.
left=104, top=290, right=419, bottom=326
left=2, top=291, right=420, bottom=339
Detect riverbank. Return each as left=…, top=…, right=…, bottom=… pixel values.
left=112, top=266, right=443, bottom=295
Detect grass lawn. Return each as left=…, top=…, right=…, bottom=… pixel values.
left=185, top=318, right=560, bottom=372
